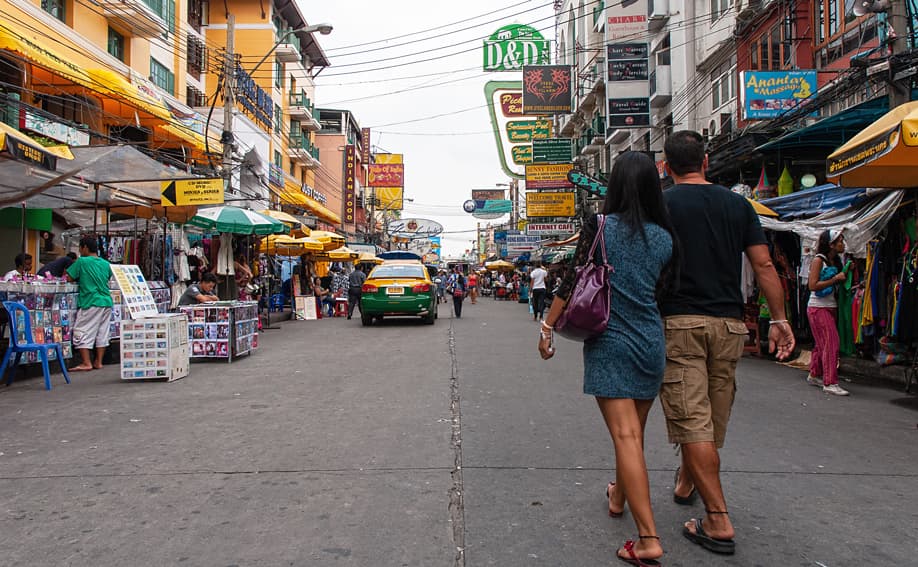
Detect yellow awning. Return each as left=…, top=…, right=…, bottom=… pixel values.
left=0, top=28, right=90, bottom=88
left=280, top=188, right=342, bottom=226
left=85, top=68, right=174, bottom=122
left=158, top=123, right=222, bottom=154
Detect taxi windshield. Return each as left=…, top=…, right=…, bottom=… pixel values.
left=370, top=264, right=426, bottom=279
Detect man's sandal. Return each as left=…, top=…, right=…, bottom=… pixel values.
left=616, top=536, right=663, bottom=566
left=682, top=510, right=736, bottom=555
left=672, top=466, right=697, bottom=505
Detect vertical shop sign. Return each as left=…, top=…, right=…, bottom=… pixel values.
left=344, top=145, right=356, bottom=224
left=605, top=1, right=650, bottom=131
left=361, top=128, right=371, bottom=164
left=521, top=65, right=573, bottom=115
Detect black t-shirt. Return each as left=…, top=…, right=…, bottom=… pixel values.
left=661, top=183, right=767, bottom=319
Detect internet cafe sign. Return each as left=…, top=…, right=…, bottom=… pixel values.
left=483, top=24, right=550, bottom=72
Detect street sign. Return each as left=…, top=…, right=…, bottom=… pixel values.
left=526, top=192, right=576, bottom=217
left=531, top=139, right=573, bottom=164
left=507, top=234, right=541, bottom=254
left=160, top=178, right=224, bottom=206
left=525, top=163, right=575, bottom=189
left=526, top=222, right=575, bottom=235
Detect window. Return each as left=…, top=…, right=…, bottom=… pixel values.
left=108, top=28, right=125, bottom=62
left=711, top=58, right=736, bottom=110
left=186, top=35, right=206, bottom=77
left=750, top=22, right=793, bottom=70
left=141, top=0, right=176, bottom=34
left=187, top=0, right=206, bottom=31
left=710, top=0, right=730, bottom=22
left=186, top=85, right=205, bottom=107
left=275, top=61, right=283, bottom=89
left=274, top=103, right=282, bottom=132
left=274, top=150, right=282, bottom=168
left=41, top=0, right=65, bottom=21
left=149, top=57, right=174, bottom=94
left=814, top=1, right=879, bottom=68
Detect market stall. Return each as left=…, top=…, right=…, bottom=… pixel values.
left=179, top=302, right=258, bottom=361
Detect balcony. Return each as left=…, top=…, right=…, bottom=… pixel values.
left=274, top=29, right=301, bottom=63
left=650, top=65, right=672, bottom=108
left=288, top=91, right=320, bottom=131
left=287, top=134, right=321, bottom=168
left=606, top=128, right=630, bottom=144
left=94, top=0, right=167, bottom=37
left=648, top=0, right=669, bottom=32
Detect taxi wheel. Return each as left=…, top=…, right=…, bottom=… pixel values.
left=361, top=313, right=372, bottom=326
left=423, top=311, right=435, bottom=325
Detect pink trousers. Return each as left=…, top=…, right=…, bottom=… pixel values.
left=807, top=306, right=839, bottom=386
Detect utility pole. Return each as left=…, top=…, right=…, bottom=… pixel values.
left=222, top=14, right=236, bottom=193
left=888, top=0, right=911, bottom=108
left=509, top=178, right=519, bottom=228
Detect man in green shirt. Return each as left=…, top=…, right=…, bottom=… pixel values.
left=66, top=237, right=113, bottom=371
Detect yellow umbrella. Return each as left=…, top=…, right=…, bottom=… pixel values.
left=258, top=235, right=322, bottom=256
left=827, top=100, right=918, bottom=187
left=485, top=260, right=516, bottom=271
left=308, top=230, right=346, bottom=251
left=356, top=252, right=383, bottom=265
left=259, top=210, right=307, bottom=235
left=746, top=198, right=778, bottom=217
left=316, top=246, right=360, bottom=261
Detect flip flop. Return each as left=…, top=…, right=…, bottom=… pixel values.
left=616, top=539, right=662, bottom=566
left=68, top=366, right=94, bottom=372
left=606, top=482, right=624, bottom=517
left=682, top=518, right=736, bottom=555
left=673, top=467, right=697, bottom=505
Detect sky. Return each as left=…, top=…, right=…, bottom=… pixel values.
left=304, top=1, right=558, bottom=257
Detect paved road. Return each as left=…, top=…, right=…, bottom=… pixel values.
left=0, top=299, right=915, bottom=566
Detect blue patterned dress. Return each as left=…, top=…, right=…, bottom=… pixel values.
left=558, top=214, right=673, bottom=399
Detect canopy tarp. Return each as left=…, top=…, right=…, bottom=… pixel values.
left=760, top=190, right=905, bottom=258
left=759, top=183, right=874, bottom=220
left=756, top=97, right=889, bottom=153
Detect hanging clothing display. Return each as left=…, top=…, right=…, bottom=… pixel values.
left=217, top=233, right=235, bottom=275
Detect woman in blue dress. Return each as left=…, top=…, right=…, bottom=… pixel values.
left=538, top=152, right=677, bottom=566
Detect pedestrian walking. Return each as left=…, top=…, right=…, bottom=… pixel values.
left=807, top=229, right=851, bottom=395
left=347, top=265, right=366, bottom=319
left=538, top=152, right=677, bottom=566
left=66, top=237, right=114, bottom=372
left=449, top=267, right=467, bottom=318
left=529, top=261, right=548, bottom=321
left=468, top=271, right=479, bottom=304
left=659, top=131, right=795, bottom=556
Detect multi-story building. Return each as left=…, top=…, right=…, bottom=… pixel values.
left=315, top=108, right=368, bottom=241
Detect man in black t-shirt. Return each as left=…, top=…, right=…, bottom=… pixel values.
left=178, top=273, right=219, bottom=306
left=660, top=131, right=795, bottom=556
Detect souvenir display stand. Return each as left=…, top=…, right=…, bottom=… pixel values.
left=108, top=281, right=171, bottom=340
left=0, top=281, right=77, bottom=364
left=179, top=301, right=258, bottom=362
left=119, top=313, right=189, bottom=382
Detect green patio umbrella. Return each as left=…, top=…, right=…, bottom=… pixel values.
left=185, top=206, right=286, bottom=235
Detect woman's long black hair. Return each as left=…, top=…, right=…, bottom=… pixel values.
left=816, top=230, right=843, bottom=269
left=601, top=151, right=680, bottom=295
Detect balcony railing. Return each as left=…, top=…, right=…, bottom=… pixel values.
left=650, top=65, right=672, bottom=108
left=288, top=90, right=320, bottom=131
left=287, top=134, right=320, bottom=167
left=96, top=0, right=169, bottom=37
left=275, top=28, right=301, bottom=63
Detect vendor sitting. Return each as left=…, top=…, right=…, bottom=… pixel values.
left=3, top=253, right=35, bottom=281
left=178, top=273, right=220, bottom=306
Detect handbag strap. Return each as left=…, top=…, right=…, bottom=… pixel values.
left=586, top=214, right=608, bottom=266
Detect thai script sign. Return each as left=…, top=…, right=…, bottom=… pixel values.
left=522, top=65, right=573, bottom=115
left=741, top=70, right=817, bottom=120
left=483, top=24, right=551, bottom=72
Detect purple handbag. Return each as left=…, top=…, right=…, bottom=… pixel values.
left=555, top=214, right=614, bottom=341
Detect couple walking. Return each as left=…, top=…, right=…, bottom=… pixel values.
left=538, top=131, right=795, bottom=565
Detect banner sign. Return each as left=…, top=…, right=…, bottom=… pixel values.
left=741, top=70, right=817, bottom=120
left=605, top=1, right=650, bottom=131
left=375, top=186, right=404, bottom=210
left=526, top=192, right=576, bottom=217
left=486, top=81, right=545, bottom=178
left=21, top=108, right=90, bottom=145
left=525, top=163, right=575, bottom=189
left=532, top=139, right=573, bottom=164
left=344, top=145, right=356, bottom=223
left=522, top=65, right=573, bottom=115
left=387, top=218, right=444, bottom=239
left=526, top=222, right=575, bottom=235
left=160, top=178, right=224, bottom=206
left=368, top=163, right=404, bottom=187
left=471, top=189, right=505, bottom=201
left=507, top=234, right=541, bottom=254
left=1, top=134, right=56, bottom=170
left=361, top=128, right=371, bottom=164
left=483, top=24, right=551, bottom=72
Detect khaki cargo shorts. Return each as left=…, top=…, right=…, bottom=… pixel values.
left=659, top=315, right=748, bottom=448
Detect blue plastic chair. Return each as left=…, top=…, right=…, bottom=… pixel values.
left=269, top=294, right=285, bottom=312
left=0, top=301, right=71, bottom=390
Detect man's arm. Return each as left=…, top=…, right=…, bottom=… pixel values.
left=746, top=244, right=795, bottom=359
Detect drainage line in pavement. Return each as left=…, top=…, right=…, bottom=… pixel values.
left=447, top=322, right=466, bottom=567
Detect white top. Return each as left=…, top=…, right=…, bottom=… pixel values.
left=808, top=255, right=837, bottom=308
left=2, top=269, right=22, bottom=281
left=530, top=267, right=548, bottom=290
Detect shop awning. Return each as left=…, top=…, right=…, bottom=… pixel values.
left=158, top=123, right=222, bottom=154
left=756, top=97, right=889, bottom=153
left=759, top=183, right=873, bottom=220
left=0, top=122, right=73, bottom=170
left=280, top=185, right=341, bottom=226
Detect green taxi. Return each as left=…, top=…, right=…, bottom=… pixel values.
left=359, top=260, right=437, bottom=325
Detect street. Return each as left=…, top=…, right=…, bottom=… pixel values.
left=0, top=300, right=916, bottom=566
